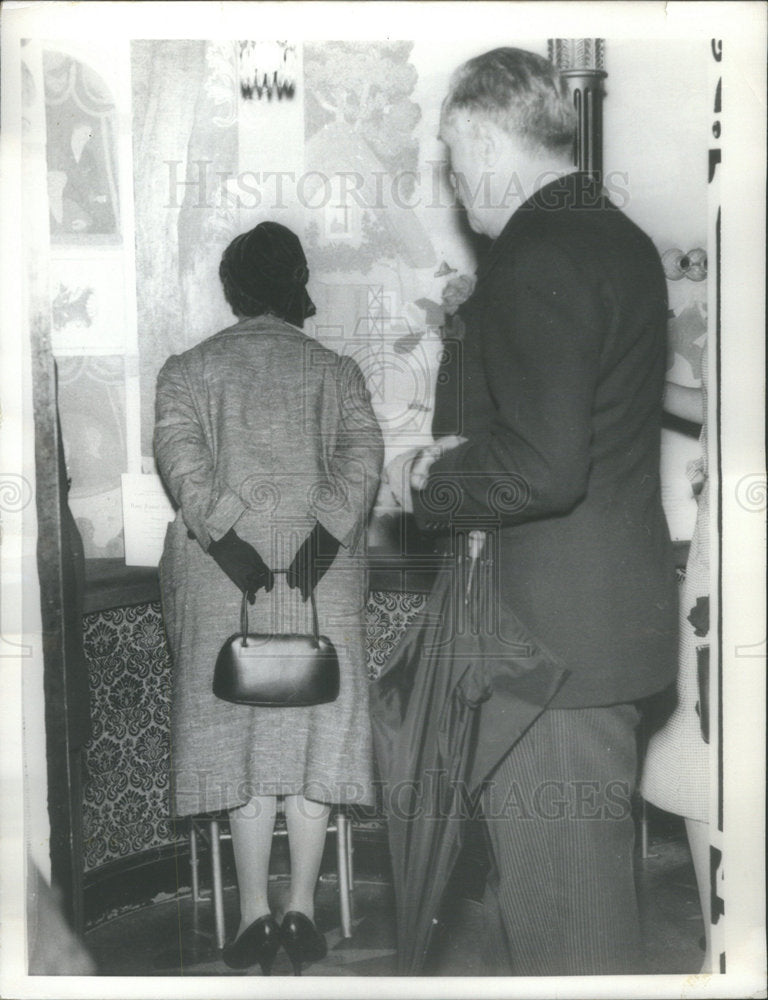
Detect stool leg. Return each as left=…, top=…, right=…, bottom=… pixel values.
left=640, top=796, right=649, bottom=860
left=346, top=819, right=354, bottom=922
left=190, top=820, right=201, bottom=903
left=209, top=819, right=226, bottom=951
left=336, top=811, right=353, bottom=938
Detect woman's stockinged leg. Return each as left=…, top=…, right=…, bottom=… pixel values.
left=284, top=794, right=331, bottom=920
left=228, top=796, right=278, bottom=938
left=685, top=817, right=712, bottom=972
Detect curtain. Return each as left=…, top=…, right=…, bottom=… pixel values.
left=131, top=40, right=239, bottom=454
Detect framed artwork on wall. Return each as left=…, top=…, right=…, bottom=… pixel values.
left=43, top=48, right=121, bottom=243
left=50, top=253, right=128, bottom=355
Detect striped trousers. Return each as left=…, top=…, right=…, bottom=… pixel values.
left=480, top=703, right=643, bottom=976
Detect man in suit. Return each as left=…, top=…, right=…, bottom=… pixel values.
left=406, top=48, right=678, bottom=974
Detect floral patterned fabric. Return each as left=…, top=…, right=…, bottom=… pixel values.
left=365, top=591, right=426, bottom=679
left=82, top=591, right=426, bottom=871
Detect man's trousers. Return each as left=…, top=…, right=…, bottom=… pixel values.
left=481, top=703, right=643, bottom=975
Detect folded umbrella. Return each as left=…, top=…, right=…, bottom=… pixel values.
left=370, top=532, right=568, bottom=974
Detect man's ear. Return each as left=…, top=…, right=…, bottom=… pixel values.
left=475, top=119, right=503, bottom=168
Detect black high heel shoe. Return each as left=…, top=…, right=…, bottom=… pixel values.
left=221, top=914, right=281, bottom=974
left=280, top=911, right=327, bottom=975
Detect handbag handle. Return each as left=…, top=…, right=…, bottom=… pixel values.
left=239, top=570, right=321, bottom=646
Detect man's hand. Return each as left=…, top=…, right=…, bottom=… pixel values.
left=410, top=435, right=467, bottom=491
left=383, top=448, right=422, bottom=513
left=383, top=437, right=467, bottom=512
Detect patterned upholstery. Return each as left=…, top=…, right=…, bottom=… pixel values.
left=81, top=592, right=426, bottom=872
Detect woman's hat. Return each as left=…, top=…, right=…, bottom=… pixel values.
left=220, top=221, right=316, bottom=325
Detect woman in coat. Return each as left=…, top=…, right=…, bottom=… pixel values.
left=154, top=222, right=383, bottom=974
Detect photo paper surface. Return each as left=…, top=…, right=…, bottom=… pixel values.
left=1, top=3, right=764, bottom=999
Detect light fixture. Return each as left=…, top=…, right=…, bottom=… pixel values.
left=239, top=41, right=296, bottom=100
left=548, top=39, right=607, bottom=179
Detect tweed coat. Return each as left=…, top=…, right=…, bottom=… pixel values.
left=155, top=315, right=384, bottom=815
left=415, top=172, right=678, bottom=708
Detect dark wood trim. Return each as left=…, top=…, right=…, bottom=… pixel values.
left=85, top=541, right=687, bottom=611
left=84, top=844, right=190, bottom=927
left=83, top=559, right=161, bottom=614
left=31, top=336, right=86, bottom=934
left=84, top=555, right=443, bottom=614
left=84, top=819, right=397, bottom=928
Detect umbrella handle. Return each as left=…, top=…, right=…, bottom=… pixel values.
left=464, top=531, right=487, bottom=607
left=464, top=560, right=475, bottom=605
left=468, top=530, right=486, bottom=560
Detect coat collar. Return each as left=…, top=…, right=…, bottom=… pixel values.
left=475, top=171, right=605, bottom=284
left=212, top=314, right=308, bottom=340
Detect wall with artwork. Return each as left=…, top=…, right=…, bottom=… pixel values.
left=39, top=40, right=139, bottom=557
left=602, top=39, right=710, bottom=540
left=41, top=37, right=708, bottom=557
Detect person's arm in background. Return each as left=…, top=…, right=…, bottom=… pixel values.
left=413, top=239, right=605, bottom=529
left=663, top=381, right=703, bottom=425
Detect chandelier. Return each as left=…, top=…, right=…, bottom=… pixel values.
left=239, top=41, right=296, bottom=100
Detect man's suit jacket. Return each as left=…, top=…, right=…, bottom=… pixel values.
left=416, top=172, right=677, bottom=708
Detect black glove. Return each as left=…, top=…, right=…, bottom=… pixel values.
left=286, top=521, right=341, bottom=600
left=208, top=529, right=274, bottom=603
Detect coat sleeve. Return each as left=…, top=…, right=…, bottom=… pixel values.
left=315, top=355, right=384, bottom=551
left=154, top=353, right=246, bottom=549
left=414, top=238, right=604, bottom=529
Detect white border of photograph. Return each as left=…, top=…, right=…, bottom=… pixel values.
left=1, top=4, right=765, bottom=1000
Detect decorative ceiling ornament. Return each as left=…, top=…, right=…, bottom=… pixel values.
left=238, top=41, right=296, bottom=100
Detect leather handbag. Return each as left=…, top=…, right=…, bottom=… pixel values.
left=213, top=576, right=340, bottom=707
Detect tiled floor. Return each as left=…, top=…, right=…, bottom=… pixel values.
left=85, top=826, right=705, bottom=977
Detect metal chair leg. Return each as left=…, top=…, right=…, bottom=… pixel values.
left=209, top=818, right=226, bottom=951
left=336, top=810, right=353, bottom=938
left=640, top=795, right=649, bottom=860
left=189, top=819, right=201, bottom=903
left=346, top=814, right=355, bottom=923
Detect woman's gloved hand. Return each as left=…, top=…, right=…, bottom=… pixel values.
left=208, top=528, right=274, bottom=603
left=286, top=521, right=341, bottom=600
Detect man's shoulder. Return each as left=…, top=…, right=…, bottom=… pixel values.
left=534, top=183, right=657, bottom=253
left=496, top=194, right=660, bottom=278
left=486, top=218, right=588, bottom=281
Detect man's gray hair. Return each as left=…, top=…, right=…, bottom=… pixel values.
left=443, top=48, right=577, bottom=156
